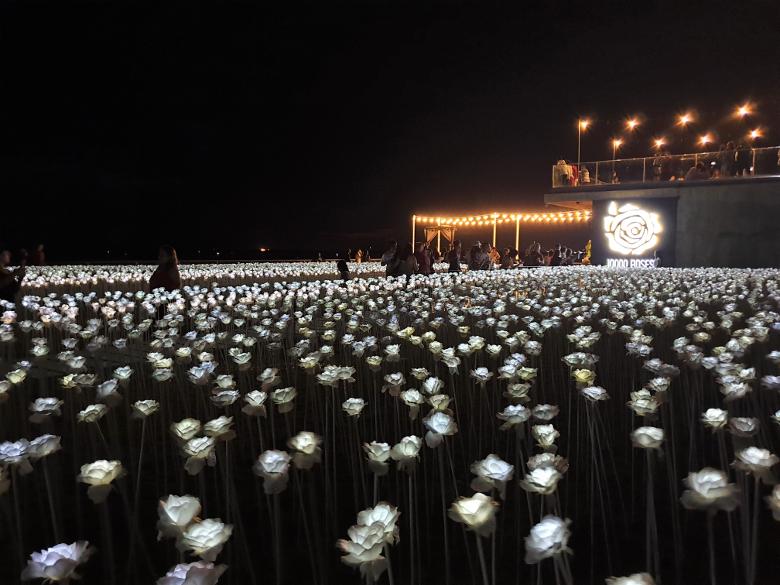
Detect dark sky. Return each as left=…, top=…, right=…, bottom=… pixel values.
left=1, top=0, right=778, bottom=261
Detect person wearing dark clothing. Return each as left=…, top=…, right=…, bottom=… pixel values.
left=660, top=151, right=678, bottom=181
left=394, top=244, right=418, bottom=277
left=30, top=244, right=46, bottom=266
left=415, top=243, right=432, bottom=276
left=478, top=244, right=491, bottom=270
left=381, top=241, right=398, bottom=277
left=446, top=241, right=462, bottom=273
left=427, top=244, right=439, bottom=271
left=685, top=162, right=709, bottom=181
left=550, top=245, right=563, bottom=266
left=149, top=245, right=182, bottom=292
left=524, top=242, right=543, bottom=266
left=336, top=259, right=350, bottom=281
left=719, top=142, right=735, bottom=177
left=467, top=244, right=480, bottom=270
left=0, top=249, right=25, bottom=302
left=500, top=248, right=514, bottom=269
left=735, top=144, right=751, bottom=176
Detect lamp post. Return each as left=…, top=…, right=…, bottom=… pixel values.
left=611, top=138, right=622, bottom=182
left=577, top=119, right=589, bottom=184
left=749, top=128, right=761, bottom=174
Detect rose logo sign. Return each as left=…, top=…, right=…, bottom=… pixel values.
left=603, top=201, right=662, bottom=255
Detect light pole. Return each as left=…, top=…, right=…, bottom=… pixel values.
left=611, top=138, right=623, bottom=181
left=577, top=119, right=589, bottom=184
left=749, top=128, right=761, bottom=174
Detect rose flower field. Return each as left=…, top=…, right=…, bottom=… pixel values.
left=1, top=262, right=779, bottom=585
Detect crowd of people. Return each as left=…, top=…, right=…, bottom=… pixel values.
left=0, top=244, right=184, bottom=300
left=1, top=240, right=588, bottom=298
left=555, top=142, right=780, bottom=186
left=353, top=239, right=588, bottom=281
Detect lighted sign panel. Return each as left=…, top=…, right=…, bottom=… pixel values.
left=591, top=198, right=677, bottom=267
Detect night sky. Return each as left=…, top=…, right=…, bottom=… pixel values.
left=1, top=1, right=778, bottom=262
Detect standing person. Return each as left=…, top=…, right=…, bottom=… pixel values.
left=735, top=143, right=751, bottom=176
left=720, top=141, right=736, bottom=177
left=500, top=248, right=514, bottom=269
left=0, top=249, right=26, bottom=301
left=0, top=250, right=26, bottom=303
left=489, top=245, right=501, bottom=267
left=467, top=242, right=481, bottom=270
left=414, top=242, right=432, bottom=275
left=380, top=241, right=398, bottom=277
left=394, top=244, right=418, bottom=277
left=554, top=160, right=572, bottom=187
left=18, top=248, right=29, bottom=268
left=477, top=243, right=491, bottom=270
left=550, top=244, right=563, bottom=266
left=355, top=249, right=363, bottom=264
left=149, top=245, right=182, bottom=292
left=30, top=244, right=46, bottom=266
left=652, top=152, right=663, bottom=181
left=524, top=242, right=543, bottom=266
left=427, top=243, right=440, bottom=270
left=337, top=259, right=350, bottom=281
left=446, top=240, right=462, bottom=273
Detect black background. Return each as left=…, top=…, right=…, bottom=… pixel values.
left=1, top=0, right=778, bottom=262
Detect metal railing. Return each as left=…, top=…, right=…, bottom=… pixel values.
left=551, top=145, right=780, bottom=188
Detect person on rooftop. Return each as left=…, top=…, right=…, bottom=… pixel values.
left=685, top=162, right=709, bottom=181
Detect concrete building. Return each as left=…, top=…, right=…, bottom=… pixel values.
left=545, top=176, right=780, bottom=268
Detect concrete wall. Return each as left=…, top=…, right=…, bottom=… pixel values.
left=546, top=177, right=780, bottom=268
left=675, top=182, right=780, bottom=267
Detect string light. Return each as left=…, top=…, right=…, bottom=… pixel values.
left=414, top=211, right=592, bottom=225
left=626, top=118, right=640, bottom=131
left=698, top=133, right=712, bottom=146
left=749, top=128, right=762, bottom=140
left=653, top=137, right=665, bottom=149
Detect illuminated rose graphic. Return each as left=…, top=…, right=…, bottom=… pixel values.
left=603, top=202, right=661, bottom=255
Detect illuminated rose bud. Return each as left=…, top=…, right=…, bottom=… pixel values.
left=681, top=468, right=739, bottom=511
left=179, top=518, right=233, bottom=562
left=253, top=449, right=291, bottom=495
left=342, top=397, right=366, bottom=418
left=78, top=460, right=125, bottom=503
left=448, top=493, right=500, bottom=537
left=21, top=541, right=94, bottom=583
left=524, top=515, right=572, bottom=564
left=156, top=561, right=227, bottom=585
left=631, top=426, right=664, bottom=450
left=157, top=494, right=202, bottom=541
left=287, top=431, right=322, bottom=470
left=471, top=454, right=514, bottom=499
